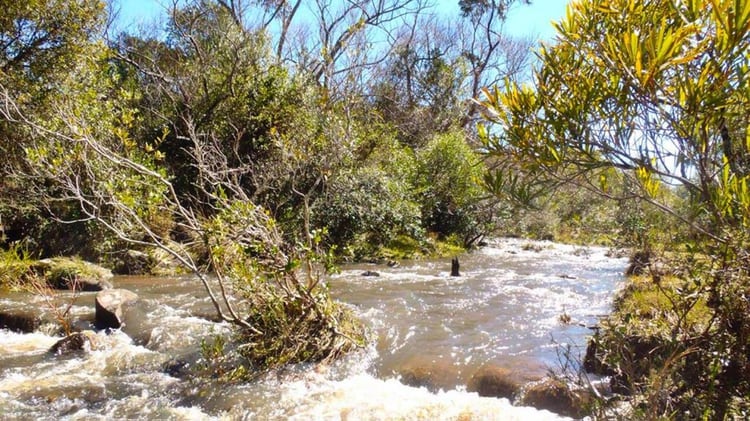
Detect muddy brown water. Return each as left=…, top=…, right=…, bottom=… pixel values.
left=0, top=238, right=626, bottom=420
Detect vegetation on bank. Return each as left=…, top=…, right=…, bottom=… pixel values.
left=0, top=246, right=110, bottom=290
left=479, top=0, right=750, bottom=417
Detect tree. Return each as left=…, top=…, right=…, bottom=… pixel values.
left=477, top=0, right=750, bottom=415
left=2, top=47, right=365, bottom=370
left=415, top=130, right=501, bottom=247
left=367, top=4, right=533, bottom=145
left=478, top=0, right=750, bottom=242
left=114, top=1, right=310, bottom=210
left=0, top=0, right=104, bottom=83
left=457, top=0, right=533, bottom=126
left=369, top=16, right=471, bottom=145
left=0, top=0, right=105, bottom=165
left=0, top=0, right=107, bottom=252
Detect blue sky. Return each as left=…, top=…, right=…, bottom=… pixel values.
left=114, top=0, right=571, bottom=42
left=504, top=1, right=570, bottom=41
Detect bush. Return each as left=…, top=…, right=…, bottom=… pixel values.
left=0, top=244, right=36, bottom=289
left=204, top=201, right=367, bottom=370
left=414, top=130, right=498, bottom=246
left=312, top=167, right=422, bottom=258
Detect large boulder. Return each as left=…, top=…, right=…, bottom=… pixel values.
left=0, top=308, right=64, bottom=334
left=149, top=245, right=185, bottom=276
left=111, top=246, right=184, bottom=276
left=95, top=289, right=138, bottom=329
left=112, top=250, right=155, bottom=275
left=32, top=257, right=113, bottom=291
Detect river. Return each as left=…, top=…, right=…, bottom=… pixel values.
left=0, top=238, right=626, bottom=420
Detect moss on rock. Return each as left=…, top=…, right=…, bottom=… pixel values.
left=33, top=257, right=113, bottom=291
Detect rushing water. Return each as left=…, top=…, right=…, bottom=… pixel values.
left=0, top=238, right=627, bottom=420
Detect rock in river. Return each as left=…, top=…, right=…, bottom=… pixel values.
left=32, top=257, right=113, bottom=291
left=0, top=309, right=42, bottom=333
left=519, top=377, right=593, bottom=419
left=49, top=331, right=102, bottom=355
left=467, top=366, right=523, bottom=400
left=112, top=249, right=154, bottom=275
left=95, top=289, right=138, bottom=329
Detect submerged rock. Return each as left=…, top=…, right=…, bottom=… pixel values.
left=361, top=270, right=380, bottom=277
left=519, top=378, right=593, bottom=419
left=95, top=289, right=138, bottom=329
left=163, top=358, right=192, bottom=378
left=467, top=366, right=523, bottom=400
left=49, top=331, right=101, bottom=355
left=397, top=358, right=459, bottom=392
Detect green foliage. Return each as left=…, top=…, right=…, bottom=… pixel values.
left=1, top=0, right=536, bottom=376
left=0, top=0, right=114, bottom=258
left=372, top=40, right=470, bottom=146
left=39, top=257, right=110, bottom=290
left=198, top=334, right=247, bottom=381
left=479, top=0, right=750, bottom=240
left=119, top=8, right=300, bottom=209
left=0, top=0, right=105, bottom=99
left=589, top=255, right=750, bottom=418
left=21, top=45, right=169, bottom=256
left=0, top=243, right=36, bottom=289
left=203, top=201, right=366, bottom=369
left=378, top=235, right=426, bottom=260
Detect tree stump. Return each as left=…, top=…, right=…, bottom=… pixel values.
left=451, top=257, right=460, bottom=276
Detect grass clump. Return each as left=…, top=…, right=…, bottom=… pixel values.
left=0, top=244, right=38, bottom=289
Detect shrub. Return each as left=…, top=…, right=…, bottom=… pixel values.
left=414, top=130, right=499, bottom=246
left=312, top=167, right=422, bottom=257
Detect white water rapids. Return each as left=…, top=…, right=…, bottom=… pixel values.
left=0, top=238, right=627, bottom=419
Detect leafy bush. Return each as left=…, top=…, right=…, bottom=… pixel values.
left=414, top=130, right=498, bottom=246
left=586, top=245, right=750, bottom=418
left=204, top=201, right=366, bottom=369
left=312, top=167, right=421, bottom=258
left=0, top=244, right=36, bottom=289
